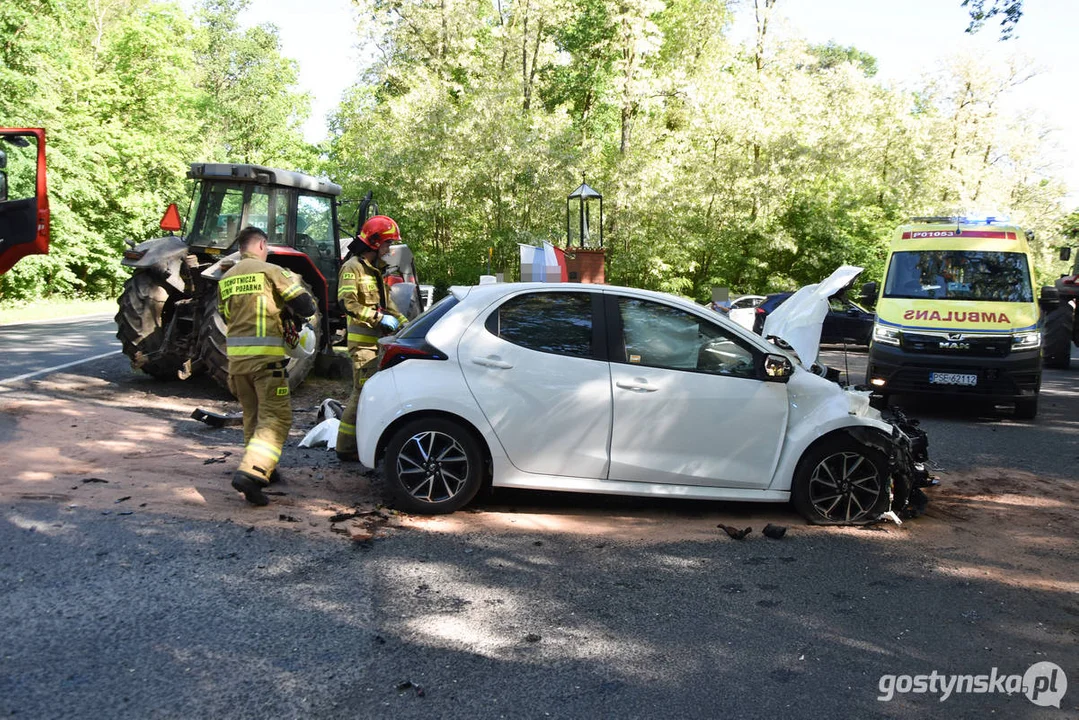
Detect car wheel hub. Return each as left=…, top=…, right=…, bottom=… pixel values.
left=396, top=430, right=470, bottom=504
left=807, top=451, right=881, bottom=523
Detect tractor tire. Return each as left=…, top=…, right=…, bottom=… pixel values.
left=1043, top=302, right=1074, bottom=370
left=197, top=286, right=322, bottom=396
left=115, top=272, right=186, bottom=380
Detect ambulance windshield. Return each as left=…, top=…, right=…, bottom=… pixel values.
left=883, top=250, right=1032, bottom=302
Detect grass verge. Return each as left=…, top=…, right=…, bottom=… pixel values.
left=0, top=298, right=117, bottom=325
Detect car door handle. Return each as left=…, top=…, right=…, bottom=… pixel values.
left=616, top=379, right=658, bottom=392
left=472, top=356, right=514, bottom=370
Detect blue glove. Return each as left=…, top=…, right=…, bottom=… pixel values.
left=378, top=313, right=400, bottom=332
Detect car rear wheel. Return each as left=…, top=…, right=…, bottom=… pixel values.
left=383, top=418, right=483, bottom=514
left=792, top=436, right=891, bottom=525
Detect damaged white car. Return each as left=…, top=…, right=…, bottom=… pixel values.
left=355, top=268, right=932, bottom=524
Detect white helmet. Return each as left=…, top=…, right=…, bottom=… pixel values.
left=285, top=324, right=317, bottom=360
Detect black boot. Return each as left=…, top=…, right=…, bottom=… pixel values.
left=231, top=471, right=269, bottom=506
left=336, top=450, right=360, bottom=462
left=268, top=468, right=283, bottom=484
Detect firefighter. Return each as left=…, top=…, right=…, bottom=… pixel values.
left=219, top=226, right=318, bottom=506
left=335, top=215, right=407, bottom=462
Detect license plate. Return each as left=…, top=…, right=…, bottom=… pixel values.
left=929, top=372, right=977, bottom=386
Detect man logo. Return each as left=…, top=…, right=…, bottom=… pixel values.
left=938, top=340, right=971, bottom=350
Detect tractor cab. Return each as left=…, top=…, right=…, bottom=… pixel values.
left=182, top=163, right=343, bottom=301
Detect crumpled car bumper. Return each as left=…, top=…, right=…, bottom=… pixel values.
left=882, top=406, right=935, bottom=520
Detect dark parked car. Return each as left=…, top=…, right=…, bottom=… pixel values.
left=753, top=293, right=875, bottom=346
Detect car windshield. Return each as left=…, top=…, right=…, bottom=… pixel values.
left=883, top=250, right=1033, bottom=302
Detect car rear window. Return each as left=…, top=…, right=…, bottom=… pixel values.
left=398, top=295, right=459, bottom=339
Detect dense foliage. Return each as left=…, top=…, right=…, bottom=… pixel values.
left=1, top=0, right=312, bottom=300
left=1, top=0, right=1070, bottom=303
left=330, top=0, right=1070, bottom=297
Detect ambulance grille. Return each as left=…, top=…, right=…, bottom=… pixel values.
left=901, top=332, right=1011, bottom=357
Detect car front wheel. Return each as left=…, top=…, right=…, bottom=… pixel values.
left=383, top=418, right=483, bottom=514
left=792, top=436, right=891, bottom=525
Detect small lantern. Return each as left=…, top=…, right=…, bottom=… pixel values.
left=566, top=180, right=603, bottom=248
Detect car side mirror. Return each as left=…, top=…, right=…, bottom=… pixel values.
left=0, top=171, right=6, bottom=202
left=859, top=281, right=878, bottom=306
left=1061, top=247, right=1072, bottom=262
left=761, top=353, right=793, bottom=382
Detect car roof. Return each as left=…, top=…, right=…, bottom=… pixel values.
left=449, top=282, right=705, bottom=312
left=445, top=282, right=781, bottom=355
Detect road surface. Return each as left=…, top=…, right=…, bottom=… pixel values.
left=0, top=313, right=119, bottom=384
left=0, top=327, right=1075, bottom=718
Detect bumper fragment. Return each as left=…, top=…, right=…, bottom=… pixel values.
left=883, top=406, right=936, bottom=520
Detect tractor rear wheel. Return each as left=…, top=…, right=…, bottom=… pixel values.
left=115, top=272, right=186, bottom=380
left=1043, top=302, right=1074, bottom=370
left=197, top=287, right=322, bottom=396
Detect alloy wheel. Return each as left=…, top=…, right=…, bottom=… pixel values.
left=807, top=451, right=883, bottom=523
left=395, top=430, right=471, bottom=504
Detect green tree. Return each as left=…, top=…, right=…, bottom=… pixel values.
left=963, top=0, right=1023, bottom=39
left=194, top=0, right=314, bottom=167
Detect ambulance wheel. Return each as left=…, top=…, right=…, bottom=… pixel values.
left=1014, top=396, right=1038, bottom=420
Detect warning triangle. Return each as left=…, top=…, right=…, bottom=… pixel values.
left=160, top=203, right=182, bottom=232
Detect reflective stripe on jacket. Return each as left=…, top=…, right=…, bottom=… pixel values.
left=219, top=253, right=313, bottom=374
left=338, top=256, right=384, bottom=349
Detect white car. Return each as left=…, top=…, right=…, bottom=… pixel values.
left=356, top=271, right=931, bottom=524
left=726, top=294, right=767, bottom=331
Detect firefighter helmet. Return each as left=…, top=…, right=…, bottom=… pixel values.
left=355, top=215, right=400, bottom=252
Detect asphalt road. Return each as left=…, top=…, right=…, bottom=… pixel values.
left=1, top=333, right=1077, bottom=718
left=0, top=313, right=119, bottom=384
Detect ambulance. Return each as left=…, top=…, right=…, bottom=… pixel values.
left=864, top=217, right=1042, bottom=418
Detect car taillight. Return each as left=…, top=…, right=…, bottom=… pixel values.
left=378, top=340, right=447, bottom=371
left=1064, top=275, right=1079, bottom=285
left=123, top=249, right=146, bottom=261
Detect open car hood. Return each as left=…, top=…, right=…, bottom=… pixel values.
left=761, top=265, right=864, bottom=367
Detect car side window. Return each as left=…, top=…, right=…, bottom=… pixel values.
left=617, top=298, right=757, bottom=378
left=487, top=292, right=593, bottom=358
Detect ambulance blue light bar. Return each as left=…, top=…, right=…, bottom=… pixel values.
left=909, top=214, right=1010, bottom=225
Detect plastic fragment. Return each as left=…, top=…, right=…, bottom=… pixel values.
left=762, top=523, right=787, bottom=539
left=717, top=524, right=752, bottom=540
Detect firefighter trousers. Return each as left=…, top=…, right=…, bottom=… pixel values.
left=335, top=345, right=378, bottom=455
left=230, top=364, right=292, bottom=483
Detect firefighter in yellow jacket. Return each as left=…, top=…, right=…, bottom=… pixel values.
left=335, top=215, right=407, bottom=461
left=219, top=226, right=318, bottom=506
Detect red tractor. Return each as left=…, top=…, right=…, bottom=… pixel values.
left=115, top=162, right=422, bottom=391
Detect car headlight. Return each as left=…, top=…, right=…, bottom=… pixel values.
left=1012, top=331, right=1041, bottom=350
left=872, top=322, right=901, bottom=347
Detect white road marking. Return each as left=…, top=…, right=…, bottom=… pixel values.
left=0, top=311, right=114, bottom=328
left=0, top=350, right=121, bottom=385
